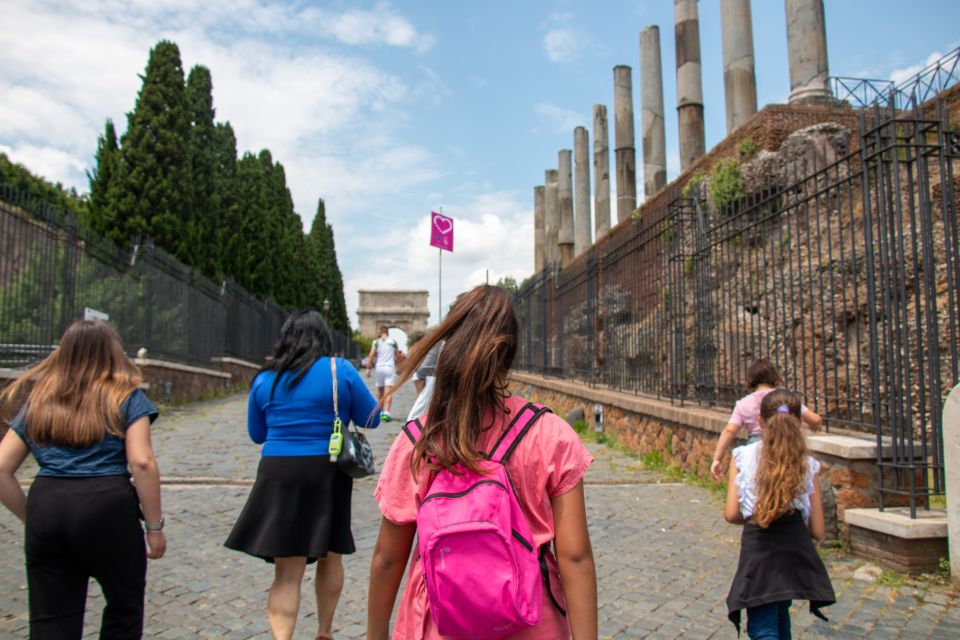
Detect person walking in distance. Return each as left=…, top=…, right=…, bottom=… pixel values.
left=367, top=325, right=400, bottom=422
left=366, top=285, right=598, bottom=640
left=711, top=358, right=822, bottom=482
left=0, top=319, right=166, bottom=639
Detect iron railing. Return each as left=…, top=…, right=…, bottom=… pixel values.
left=0, top=186, right=359, bottom=369
left=831, top=46, right=960, bottom=110
left=517, top=73, right=959, bottom=516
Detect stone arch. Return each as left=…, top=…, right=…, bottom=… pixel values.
left=357, top=290, right=430, bottom=338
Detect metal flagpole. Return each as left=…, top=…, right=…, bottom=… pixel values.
left=438, top=206, right=443, bottom=323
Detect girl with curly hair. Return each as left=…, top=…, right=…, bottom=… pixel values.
left=723, top=389, right=835, bottom=638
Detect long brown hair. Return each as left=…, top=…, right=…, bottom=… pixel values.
left=752, top=389, right=807, bottom=528
left=384, top=285, right=517, bottom=476
left=1, top=320, right=142, bottom=447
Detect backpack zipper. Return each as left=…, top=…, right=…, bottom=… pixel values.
left=420, top=479, right=506, bottom=505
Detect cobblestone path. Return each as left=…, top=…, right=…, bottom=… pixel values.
left=1, top=374, right=958, bottom=638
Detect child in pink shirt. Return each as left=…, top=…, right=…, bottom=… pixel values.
left=366, top=285, right=597, bottom=640
left=711, top=359, right=822, bottom=481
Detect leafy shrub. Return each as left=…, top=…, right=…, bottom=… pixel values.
left=681, top=170, right=707, bottom=199
left=737, top=138, right=760, bottom=159
left=709, top=159, right=743, bottom=214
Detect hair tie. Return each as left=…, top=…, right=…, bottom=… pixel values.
left=776, top=405, right=791, bottom=414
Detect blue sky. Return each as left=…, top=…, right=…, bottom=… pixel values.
left=2, top=1, right=958, bottom=329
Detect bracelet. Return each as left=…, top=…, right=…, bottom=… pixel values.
left=144, top=516, right=165, bottom=532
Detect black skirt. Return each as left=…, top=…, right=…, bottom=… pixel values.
left=224, top=455, right=356, bottom=562
left=726, top=510, right=836, bottom=633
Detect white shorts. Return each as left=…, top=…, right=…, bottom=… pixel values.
left=375, top=365, right=397, bottom=388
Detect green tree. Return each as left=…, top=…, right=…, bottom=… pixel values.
left=212, top=122, right=240, bottom=279
left=185, top=65, right=218, bottom=276
left=85, top=119, right=121, bottom=241
left=112, top=40, right=192, bottom=262
left=308, top=198, right=349, bottom=332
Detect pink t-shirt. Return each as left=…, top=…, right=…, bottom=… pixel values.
left=729, top=388, right=809, bottom=436
left=373, top=395, right=594, bottom=640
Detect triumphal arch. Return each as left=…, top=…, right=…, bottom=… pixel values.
left=357, top=290, right=430, bottom=338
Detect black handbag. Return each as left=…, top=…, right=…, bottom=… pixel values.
left=330, top=358, right=376, bottom=479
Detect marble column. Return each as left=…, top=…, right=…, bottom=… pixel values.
left=558, top=149, right=575, bottom=268
left=574, top=126, right=591, bottom=255
left=534, top=185, right=545, bottom=273
left=675, top=0, right=706, bottom=170
left=721, top=0, right=758, bottom=132
left=785, top=0, right=831, bottom=103
left=613, top=65, right=637, bottom=222
left=593, top=104, right=611, bottom=238
left=544, top=169, right=560, bottom=268
left=640, top=25, right=667, bottom=197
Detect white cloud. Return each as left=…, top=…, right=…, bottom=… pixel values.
left=889, top=51, right=945, bottom=85
left=325, top=2, right=436, bottom=52
left=541, top=11, right=598, bottom=63
left=534, top=102, right=588, bottom=134
left=0, top=143, right=87, bottom=187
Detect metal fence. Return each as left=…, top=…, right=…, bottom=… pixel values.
left=0, top=186, right=359, bottom=369
left=516, top=63, right=960, bottom=515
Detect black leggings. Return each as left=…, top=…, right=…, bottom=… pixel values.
left=25, top=476, right=146, bottom=640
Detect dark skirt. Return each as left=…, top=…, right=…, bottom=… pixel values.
left=224, top=455, right=355, bottom=562
left=726, top=510, right=836, bottom=634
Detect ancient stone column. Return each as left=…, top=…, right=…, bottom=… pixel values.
left=558, top=149, right=575, bottom=268
left=613, top=65, right=637, bottom=222
left=720, top=0, right=758, bottom=132
left=784, top=0, right=831, bottom=103
left=674, top=0, right=706, bottom=170
left=534, top=185, right=545, bottom=273
left=544, top=169, right=560, bottom=268
left=573, top=126, right=591, bottom=256
left=639, top=26, right=667, bottom=197
left=593, top=104, right=611, bottom=238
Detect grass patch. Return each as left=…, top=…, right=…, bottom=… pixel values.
left=875, top=557, right=953, bottom=592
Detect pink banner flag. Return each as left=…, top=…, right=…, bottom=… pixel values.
left=430, top=211, right=454, bottom=252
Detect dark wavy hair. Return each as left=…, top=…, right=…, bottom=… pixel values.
left=263, top=310, right=333, bottom=399
left=384, top=284, right=518, bottom=476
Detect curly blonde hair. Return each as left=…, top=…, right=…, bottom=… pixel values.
left=752, top=389, right=807, bottom=528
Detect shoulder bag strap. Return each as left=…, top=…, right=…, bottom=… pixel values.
left=330, top=357, right=339, bottom=423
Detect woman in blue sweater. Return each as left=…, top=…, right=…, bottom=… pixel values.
left=225, top=310, right=380, bottom=640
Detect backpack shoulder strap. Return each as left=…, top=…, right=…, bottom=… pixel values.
left=488, top=402, right=551, bottom=464
left=402, top=418, right=423, bottom=445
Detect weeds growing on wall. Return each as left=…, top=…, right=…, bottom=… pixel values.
left=709, top=159, right=743, bottom=214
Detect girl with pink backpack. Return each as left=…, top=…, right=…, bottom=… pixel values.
left=366, top=285, right=598, bottom=640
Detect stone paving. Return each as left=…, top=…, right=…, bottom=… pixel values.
left=1, top=372, right=959, bottom=639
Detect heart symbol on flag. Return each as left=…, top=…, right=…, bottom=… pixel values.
left=433, top=215, right=453, bottom=235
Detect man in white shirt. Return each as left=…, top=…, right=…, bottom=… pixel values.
left=367, top=325, right=399, bottom=421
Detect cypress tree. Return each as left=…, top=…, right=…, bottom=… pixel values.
left=86, top=119, right=120, bottom=240
left=185, top=65, right=218, bottom=275
left=308, top=199, right=349, bottom=332
left=213, top=122, right=240, bottom=278
left=113, top=40, right=191, bottom=261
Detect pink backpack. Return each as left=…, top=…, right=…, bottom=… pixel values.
left=402, top=402, right=554, bottom=639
